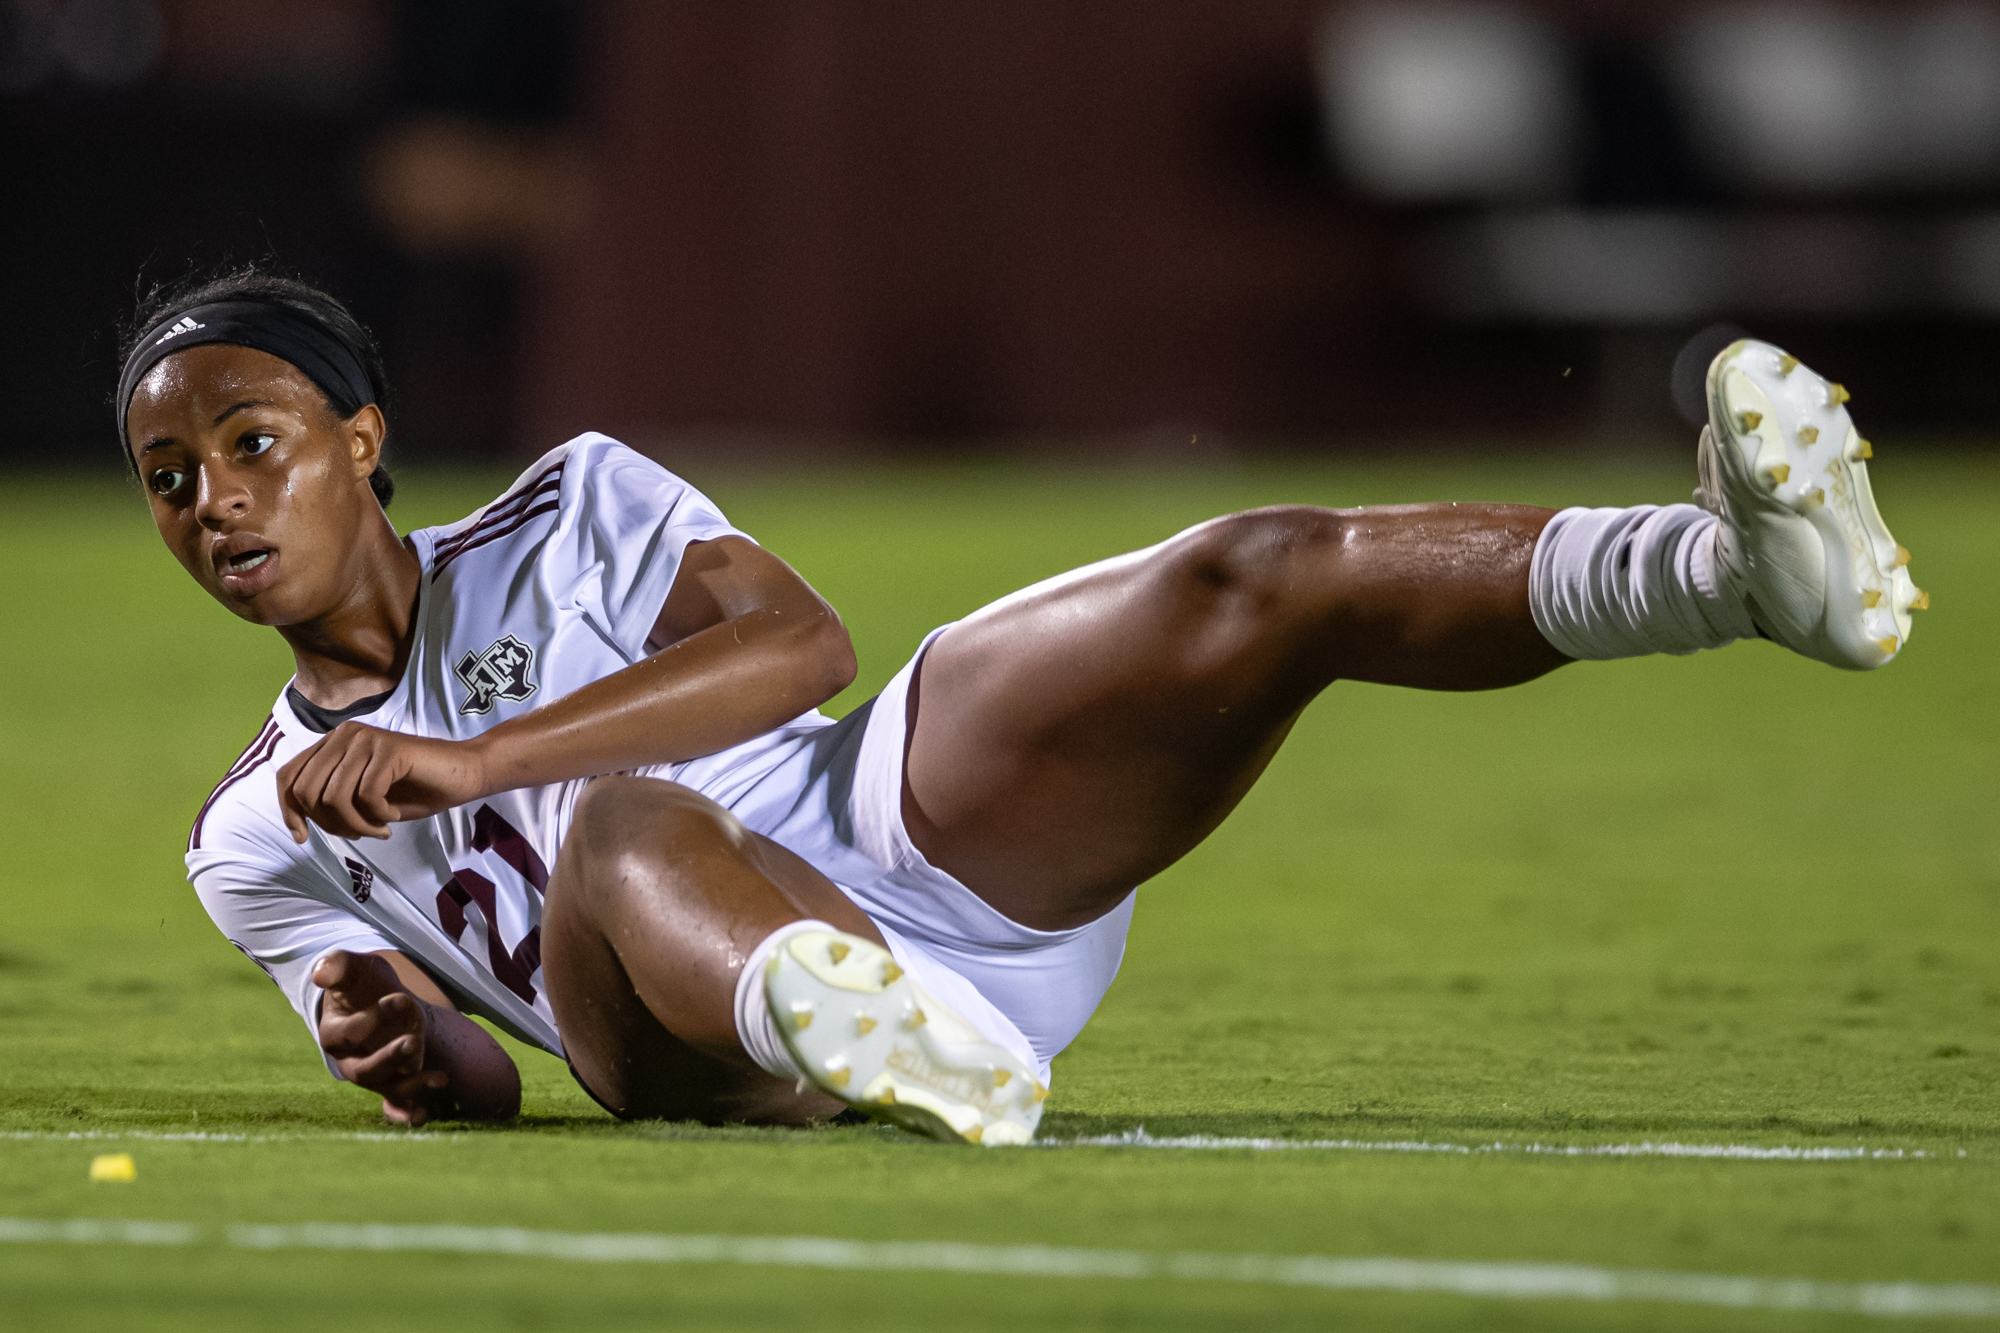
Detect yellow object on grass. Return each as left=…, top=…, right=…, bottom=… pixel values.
left=88, top=1153, right=136, bottom=1183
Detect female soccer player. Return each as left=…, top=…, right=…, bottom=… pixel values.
left=125, top=269, right=1922, bottom=1143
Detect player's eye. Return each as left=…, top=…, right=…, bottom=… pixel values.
left=241, top=432, right=277, bottom=457
left=149, top=468, right=187, bottom=497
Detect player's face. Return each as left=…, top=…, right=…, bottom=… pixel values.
left=126, top=343, right=388, bottom=627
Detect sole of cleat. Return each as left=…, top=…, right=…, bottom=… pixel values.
left=1707, top=340, right=1919, bottom=668
left=766, top=930, right=1043, bottom=1147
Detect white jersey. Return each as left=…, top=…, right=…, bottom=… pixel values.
left=185, top=434, right=838, bottom=1072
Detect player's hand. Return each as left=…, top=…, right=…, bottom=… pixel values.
left=277, top=722, right=488, bottom=842
left=314, top=950, right=451, bottom=1127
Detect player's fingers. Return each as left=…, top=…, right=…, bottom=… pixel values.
left=379, top=1068, right=448, bottom=1129
left=288, top=736, right=353, bottom=834
left=320, top=737, right=391, bottom=840
left=276, top=738, right=328, bottom=843
left=353, top=746, right=404, bottom=835
left=345, top=1031, right=424, bottom=1088
left=311, top=950, right=355, bottom=993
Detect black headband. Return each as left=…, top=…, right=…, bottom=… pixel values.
left=117, top=300, right=376, bottom=443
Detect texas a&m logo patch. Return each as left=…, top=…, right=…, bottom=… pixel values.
left=454, top=634, right=538, bottom=716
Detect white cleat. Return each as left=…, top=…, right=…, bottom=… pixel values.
left=1695, top=339, right=1925, bottom=670
left=766, top=930, right=1044, bottom=1146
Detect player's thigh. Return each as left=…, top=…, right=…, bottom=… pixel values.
left=904, top=511, right=1336, bottom=925
left=541, top=777, right=870, bottom=1124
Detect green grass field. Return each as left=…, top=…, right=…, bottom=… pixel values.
left=2, top=452, right=1996, bottom=1330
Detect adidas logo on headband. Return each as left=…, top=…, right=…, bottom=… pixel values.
left=154, top=316, right=205, bottom=345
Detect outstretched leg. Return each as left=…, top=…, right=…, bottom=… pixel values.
left=541, top=776, right=882, bottom=1123
left=906, top=341, right=1925, bottom=934
left=905, top=502, right=1569, bottom=930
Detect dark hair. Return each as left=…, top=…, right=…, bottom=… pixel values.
left=118, top=265, right=395, bottom=509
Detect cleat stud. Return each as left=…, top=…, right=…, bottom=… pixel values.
left=879, top=1086, right=895, bottom=1104
left=1862, top=589, right=1882, bottom=608
left=827, top=1066, right=852, bottom=1089
left=1798, top=426, right=1818, bottom=445
left=903, top=1009, right=927, bottom=1030
left=1737, top=410, right=1763, bottom=432
left=881, top=962, right=903, bottom=984
left=1768, top=463, right=1791, bottom=484
left=1829, top=383, right=1851, bottom=405
left=827, top=941, right=851, bottom=965
left=1894, top=544, right=1911, bottom=568
left=1805, top=487, right=1826, bottom=506
left=790, top=1001, right=816, bottom=1031
left=855, top=1015, right=877, bottom=1036
left=963, top=1125, right=984, bottom=1144
left=992, top=1069, right=1011, bottom=1088
left=1912, top=589, right=1930, bottom=610
left=1855, top=438, right=1873, bottom=459
left=1878, top=636, right=1899, bottom=656
left=1778, top=354, right=1800, bottom=375
left=1031, top=1083, right=1049, bottom=1104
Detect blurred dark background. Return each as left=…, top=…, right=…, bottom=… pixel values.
left=7, top=0, right=1999, bottom=468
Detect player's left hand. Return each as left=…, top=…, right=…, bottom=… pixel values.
left=277, top=721, right=488, bottom=843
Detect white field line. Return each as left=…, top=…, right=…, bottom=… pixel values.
left=0, top=1130, right=448, bottom=1144
left=1, top=1126, right=1970, bottom=1158
left=1061, top=1127, right=1962, bottom=1160
left=1, top=1217, right=1995, bottom=1318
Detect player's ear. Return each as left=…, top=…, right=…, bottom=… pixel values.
left=346, top=403, right=387, bottom=480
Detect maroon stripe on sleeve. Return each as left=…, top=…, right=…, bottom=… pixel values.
left=431, top=475, right=561, bottom=564
left=431, top=462, right=565, bottom=565
left=189, top=718, right=284, bottom=852
left=430, top=499, right=562, bottom=577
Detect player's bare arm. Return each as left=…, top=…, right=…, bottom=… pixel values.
left=274, top=536, right=854, bottom=842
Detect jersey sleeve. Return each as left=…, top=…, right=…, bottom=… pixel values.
left=187, top=813, right=394, bottom=1081
left=561, top=436, right=751, bottom=660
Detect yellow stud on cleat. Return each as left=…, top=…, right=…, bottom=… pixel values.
left=828, top=941, right=851, bottom=965
left=827, top=1066, right=851, bottom=1089
left=992, top=1069, right=1011, bottom=1088
left=1878, top=637, right=1899, bottom=656
left=1894, top=544, right=1911, bottom=568
left=1798, top=426, right=1818, bottom=444
left=1863, top=590, right=1882, bottom=608
left=903, top=1009, right=927, bottom=1030
left=1769, top=464, right=1791, bottom=484
left=879, top=1086, right=895, bottom=1104
left=963, top=1125, right=984, bottom=1144
left=1829, top=383, right=1851, bottom=405
left=1912, top=590, right=1930, bottom=610
left=1031, top=1083, right=1049, bottom=1103
left=1855, top=438, right=1873, bottom=459
left=1738, top=410, right=1763, bottom=432
left=855, top=1015, right=877, bottom=1035
left=881, top=962, right=903, bottom=984
left=1805, top=487, right=1826, bottom=506
left=1778, top=354, right=1799, bottom=375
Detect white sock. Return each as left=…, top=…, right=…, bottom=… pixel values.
left=1529, top=504, right=1757, bottom=660
left=733, top=919, right=834, bottom=1081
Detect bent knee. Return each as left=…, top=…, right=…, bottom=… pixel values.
left=564, top=777, right=747, bottom=884
left=1165, top=506, right=1346, bottom=609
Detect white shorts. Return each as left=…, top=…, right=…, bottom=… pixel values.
left=690, top=627, right=1136, bottom=1084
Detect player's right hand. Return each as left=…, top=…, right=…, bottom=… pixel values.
left=314, top=950, right=451, bottom=1127
left=276, top=720, right=488, bottom=844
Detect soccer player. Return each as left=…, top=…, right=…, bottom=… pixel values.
left=125, top=269, right=1923, bottom=1144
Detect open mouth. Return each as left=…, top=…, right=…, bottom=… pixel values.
left=227, top=550, right=273, bottom=574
